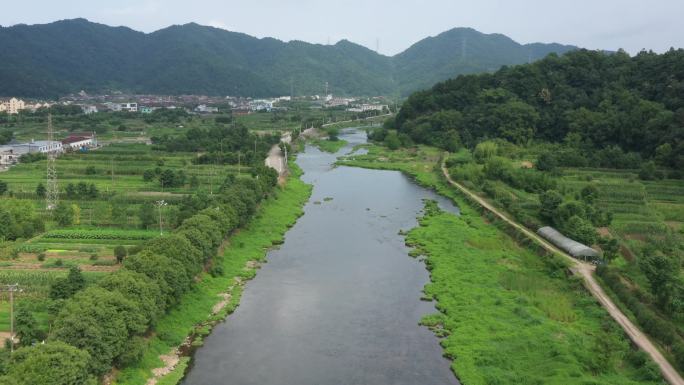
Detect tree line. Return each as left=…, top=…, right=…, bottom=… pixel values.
left=151, top=123, right=280, bottom=166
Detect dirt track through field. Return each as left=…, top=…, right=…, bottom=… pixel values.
left=440, top=160, right=684, bottom=385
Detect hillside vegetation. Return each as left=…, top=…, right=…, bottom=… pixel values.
left=0, top=19, right=575, bottom=98
left=387, top=49, right=684, bottom=169
left=374, top=48, right=684, bottom=373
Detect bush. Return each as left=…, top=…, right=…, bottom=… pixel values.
left=113, top=245, right=127, bottom=264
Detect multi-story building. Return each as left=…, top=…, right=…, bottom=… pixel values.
left=0, top=98, right=27, bottom=114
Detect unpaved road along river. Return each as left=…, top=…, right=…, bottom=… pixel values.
left=181, top=130, right=460, bottom=385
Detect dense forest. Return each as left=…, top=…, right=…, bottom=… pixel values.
left=0, top=19, right=575, bottom=98
left=383, top=49, right=684, bottom=171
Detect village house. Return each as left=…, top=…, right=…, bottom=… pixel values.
left=195, top=104, right=219, bottom=114
left=0, top=146, right=29, bottom=167
left=347, top=104, right=389, bottom=113
left=61, top=134, right=95, bottom=151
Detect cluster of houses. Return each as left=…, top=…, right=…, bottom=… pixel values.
left=0, top=98, right=52, bottom=114
left=0, top=134, right=97, bottom=168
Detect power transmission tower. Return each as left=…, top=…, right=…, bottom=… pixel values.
left=45, top=114, right=59, bottom=210
left=3, top=284, right=22, bottom=352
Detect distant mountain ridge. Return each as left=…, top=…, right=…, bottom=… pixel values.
left=0, top=19, right=578, bottom=98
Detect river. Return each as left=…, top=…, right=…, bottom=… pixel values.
left=181, top=129, right=460, bottom=385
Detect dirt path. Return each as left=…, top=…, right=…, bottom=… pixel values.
left=440, top=161, right=684, bottom=385
left=265, top=133, right=292, bottom=178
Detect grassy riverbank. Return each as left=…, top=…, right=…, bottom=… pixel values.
left=339, top=145, right=663, bottom=384
left=114, top=163, right=312, bottom=385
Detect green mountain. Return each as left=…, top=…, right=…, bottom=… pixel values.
left=0, top=19, right=576, bottom=98
left=394, top=28, right=576, bottom=94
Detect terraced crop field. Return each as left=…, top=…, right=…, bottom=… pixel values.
left=0, top=141, right=247, bottom=336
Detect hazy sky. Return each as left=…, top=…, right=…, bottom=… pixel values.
left=2, top=0, right=683, bottom=55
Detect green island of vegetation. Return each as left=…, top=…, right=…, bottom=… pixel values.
left=311, top=138, right=348, bottom=153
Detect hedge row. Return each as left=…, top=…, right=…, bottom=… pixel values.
left=3, top=166, right=279, bottom=384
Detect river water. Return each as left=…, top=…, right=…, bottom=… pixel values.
left=181, top=130, right=460, bottom=385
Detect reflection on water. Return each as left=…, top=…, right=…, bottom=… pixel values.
left=181, top=129, right=460, bottom=385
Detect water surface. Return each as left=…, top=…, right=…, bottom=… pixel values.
left=182, top=130, right=459, bottom=385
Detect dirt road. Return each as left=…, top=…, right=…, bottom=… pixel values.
left=440, top=162, right=684, bottom=385
left=264, top=132, right=291, bottom=177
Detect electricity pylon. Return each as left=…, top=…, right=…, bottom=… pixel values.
left=46, top=114, right=59, bottom=210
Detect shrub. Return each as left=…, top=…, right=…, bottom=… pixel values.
left=113, top=245, right=127, bottom=264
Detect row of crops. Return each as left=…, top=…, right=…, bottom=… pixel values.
left=41, top=228, right=159, bottom=241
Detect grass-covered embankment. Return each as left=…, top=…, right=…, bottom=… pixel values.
left=339, top=145, right=664, bottom=384
left=114, top=163, right=312, bottom=385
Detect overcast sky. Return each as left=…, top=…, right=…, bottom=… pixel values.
left=2, top=0, right=683, bottom=55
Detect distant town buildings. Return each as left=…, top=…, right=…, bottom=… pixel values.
left=106, top=102, right=138, bottom=112
left=81, top=105, right=99, bottom=114
left=195, top=104, right=219, bottom=114
left=326, top=98, right=351, bottom=107
left=0, top=98, right=52, bottom=114
left=0, top=98, right=25, bottom=114
left=250, top=100, right=274, bottom=112
left=347, top=104, right=389, bottom=113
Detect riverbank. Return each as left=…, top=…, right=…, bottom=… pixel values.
left=339, top=144, right=664, bottom=384
left=113, top=162, right=312, bottom=385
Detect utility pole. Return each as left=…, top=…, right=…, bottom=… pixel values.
left=238, top=152, right=241, bottom=175
left=283, top=143, right=288, bottom=166
left=155, top=200, right=167, bottom=236
left=4, top=284, right=21, bottom=353
left=45, top=114, right=58, bottom=210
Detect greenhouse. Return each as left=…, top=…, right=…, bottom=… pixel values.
left=537, top=226, right=600, bottom=259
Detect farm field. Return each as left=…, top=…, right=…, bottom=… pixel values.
left=0, top=139, right=250, bottom=338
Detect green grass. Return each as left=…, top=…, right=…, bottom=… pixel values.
left=411, top=201, right=660, bottom=384
left=311, top=138, right=348, bottom=153
left=156, top=357, right=190, bottom=385
left=113, top=161, right=312, bottom=385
